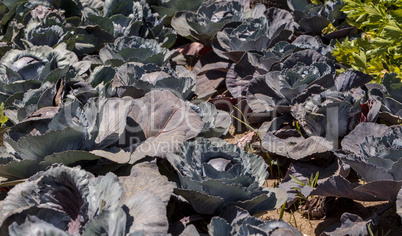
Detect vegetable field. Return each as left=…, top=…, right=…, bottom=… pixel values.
left=0, top=0, right=401, bottom=235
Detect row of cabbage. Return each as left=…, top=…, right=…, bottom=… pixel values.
left=0, top=0, right=400, bottom=235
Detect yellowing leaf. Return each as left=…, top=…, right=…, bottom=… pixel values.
left=0, top=116, right=7, bottom=126
left=0, top=103, right=7, bottom=127
left=322, top=23, right=337, bottom=35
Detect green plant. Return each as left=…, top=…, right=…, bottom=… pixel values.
left=368, top=223, right=392, bottom=236
left=288, top=172, right=320, bottom=225
left=289, top=171, right=320, bottom=207
left=332, top=0, right=402, bottom=82
left=290, top=171, right=320, bottom=189
left=288, top=210, right=298, bottom=230
left=0, top=103, right=7, bottom=127
left=279, top=202, right=287, bottom=220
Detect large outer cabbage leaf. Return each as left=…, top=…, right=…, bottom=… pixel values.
left=6, top=127, right=87, bottom=161
left=191, top=50, right=231, bottom=101
left=335, top=70, right=373, bottom=92
left=312, top=175, right=402, bottom=202
left=128, top=89, right=204, bottom=163
left=118, top=163, right=173, bottom=234
left=262, top=130, right=334, bottom=160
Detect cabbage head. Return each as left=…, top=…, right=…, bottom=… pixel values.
left=246, top=62, right=334, bottom=113
left=166, top=138, right=286, bottom=215
left=0, top=164, right=173, bottom=235
left=171, top=0, right=244, bottom=44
